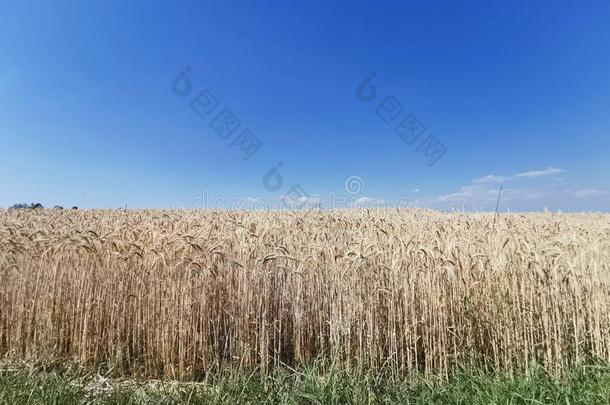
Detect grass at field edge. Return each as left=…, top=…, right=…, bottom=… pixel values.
left=1, top=361, right=610, bottom=404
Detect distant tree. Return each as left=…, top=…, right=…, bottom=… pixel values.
left=9, top=202, right=45, bottom=209
left=9, top=203, right=30, bottom=209
left=71, top=206, right=78, bottom=210
left=53, top=205, right=64, bottom=210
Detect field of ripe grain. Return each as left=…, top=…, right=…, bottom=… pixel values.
left=1, top=209, right=609, bottom=380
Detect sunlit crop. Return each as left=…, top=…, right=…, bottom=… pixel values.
left=1, top=209, right=609, bottom=379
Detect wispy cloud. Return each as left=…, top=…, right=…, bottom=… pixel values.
left=353, top=196, right=386, bottom=207
left=472, top=167, right=565, bottom=184
left=515, top=166, right=565, bottom=178
left=279, top=194, right=322, bottom=207
left=431, top=166, right=610, bottom=210
left=473, top=175, right=507, bottom=184
left=436, top=184, right=502, bottom=203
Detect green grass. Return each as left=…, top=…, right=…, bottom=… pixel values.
left=1, top=362, right=610, bottom=404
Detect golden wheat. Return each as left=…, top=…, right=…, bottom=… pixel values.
left=1, top=208, right=609, bottom=379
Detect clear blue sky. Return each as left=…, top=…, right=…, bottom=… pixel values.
left=2, top=1, right=609, bottom=211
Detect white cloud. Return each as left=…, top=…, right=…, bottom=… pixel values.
left=473, top=175, right=507, bottom=184
left=353, top=196, right=386, bottom=206
left=500, top=188, right=542, bottom=201
left=515, top=166, right=565, bottom=178
left=279, top=194, right=323, bottom=208
left=436, top=192, right=468, bottom=202
left=434, top=166, right=566, bottom=208
left=438, top=182, right=516, bottom=203
left=468, top=166, right=565, bottom=189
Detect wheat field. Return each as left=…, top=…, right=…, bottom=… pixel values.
left=1, top=208, right=609, bottom=380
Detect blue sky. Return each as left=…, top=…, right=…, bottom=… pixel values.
left=1, top=1, right=609, bottom=211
